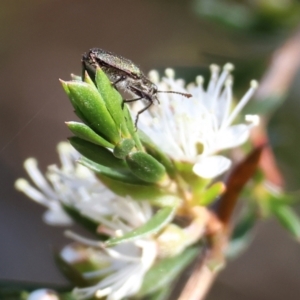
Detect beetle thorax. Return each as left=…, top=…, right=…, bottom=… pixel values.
left=117, top=74, right=158, bottom=101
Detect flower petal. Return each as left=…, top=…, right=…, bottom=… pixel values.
left=193, top=155, right=231, bottom=179
left=216, top=124, right=250, bottom=151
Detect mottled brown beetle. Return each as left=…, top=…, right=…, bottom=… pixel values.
left=82, top=48, right=192, bottom=127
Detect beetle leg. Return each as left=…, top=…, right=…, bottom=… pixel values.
left=111, top=75, right=127, bottom=87
left=134, top=100, right=153, bottom=129
left=122, top=97, right=143, bottom=109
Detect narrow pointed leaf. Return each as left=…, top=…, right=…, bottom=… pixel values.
left=71, top=73, right=82, bottom=81
left=226, top=206, right=257, bottom=259
left=126, top=151, right=166, bottom=183
left=61, top=80, right=90, bottom=124
left=69, top=137, right=127, bottom=170
left=78, top=157, right=148, bottom=185
left=61, top=203, right=99, bottom=235
left=66, top=81, right=120, bottom=144
left=105, top=206, right=177, bottom=247
left=146, top=288, right=171, bottom=300
left=83, top=70, right=96, bottom=86
left=245, top=95, right=284, bottom=117
left=123, top=105, right=144, bottom=151
left=66, top=121, right=114, bottom=148
left=139, top=130, right=177, bottom=178
left=200, top=181, right=226, bottom=206
left=95, top=67, right=130, bottom=137
left=60, top=293, right=77, bottom=300
left=113, top=138, right=135, bottom=159
left=54, top=254, right=89, bottom=287
left=61, top=80, right=77, bottom=110
left=98, top=174, right=178, bottom=205
left=272, top=203, right=300, bottom=240
left=138, top=247, right=198, bottom=297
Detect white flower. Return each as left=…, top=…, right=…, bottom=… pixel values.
left=63, top=238, right=156, bottom=300
left=131, top=64, right=259, bottom=179
left=63, top=196, right=156, bottom=300
left=14, top=142, right=140, bottom=226
left=16, top=141, right=157, bottom=299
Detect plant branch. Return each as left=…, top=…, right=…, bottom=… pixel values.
left=177, top=247, right=217, bottom=300
left=252, top=26, right=300, bottom=188
left=177, top=211, right=225, bottom=300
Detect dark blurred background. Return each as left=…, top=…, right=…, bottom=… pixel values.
left=1, top=1, right=300, bottom=299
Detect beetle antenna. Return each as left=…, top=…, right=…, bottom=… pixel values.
left=157, top=90, right=192, bottom=98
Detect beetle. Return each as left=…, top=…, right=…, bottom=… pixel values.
left=82, top=48, right=192, bottom=127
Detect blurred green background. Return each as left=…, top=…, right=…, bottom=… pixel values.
left=1, top=1, right=300, bottom=299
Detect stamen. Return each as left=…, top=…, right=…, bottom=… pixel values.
left=245, top=114, right=260, bottom=126
left=65, top=230, right=102, bottom=248
left=148, top=70, right=159, bottom=83
left=250, top=79, right=259, bottom=89
left=196, top=75, right=204, bottom=86
left=220, top=77, right=233, bottom=129
left=211, top=63, right=233, bottom=107
left=57, top=142, right=74, bottom=171
left=104, top=248, right=141, bottom=262
left=224, top=62, right=234, bottom=72
left=95, top=287, right=112, bottom=298
left=165, top=68, right=175, bottom=79
left=210, top=64, right=220, bottom=74
left=224, top=80, right=259, bottom=127
left=207, top=64, right=220, bottom=94
left=15, top=178, right=50, bottom=206
left=24, top=158, right=57, bottom=199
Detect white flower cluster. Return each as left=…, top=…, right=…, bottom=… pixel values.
left=15, top=142, right=98, bottom=225
left=131, top=64, right=259, bottom=179
left=16, top=63, right=259, bottom=300
left=63, top=233, right=156, bottom=300
left=15, top=142, right=157, bottom=300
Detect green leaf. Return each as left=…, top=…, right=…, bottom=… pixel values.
left=61, top=80, right=90, bottom=124
left=244, top=95, right=284, bottom=117
left=199, top=181, right=226, bottom=206
left=55, top=253, right=89, bottom=287
left=95, top=67, right=130, bottom=138
left=98, top=174, right=179, bottom=204
left=71, top=74, right=82, bottom=81
left=69, top=137, right=127, bottom=170
left=78, top=157, right=148, bottom=185
left=62, top=203, right=99, bottom=235
left=139, top=130, right=177, bottom=178
left=113, top=138, right=135, bottom=159
left=123, top=105, right=144, bottom=151
left=105, top=206, right=177, bottom=247
left=226, top=206, right=257, bottom=259
left=138, top=247, right=198, bottom=297
left=83, top=70, right=96, bottom=87
left=175, top=160, right=209, bottom=190
left=60, top=293, right=78, bottom=300
left=146, top=288, right=171, bottom=300
left=126, top=151, right=166, bottom=183
left=65, top=81, right=120, bottom=144
left=66, top=121, right=114, bottom=148
left=271, top=203, right=300, bottom=240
